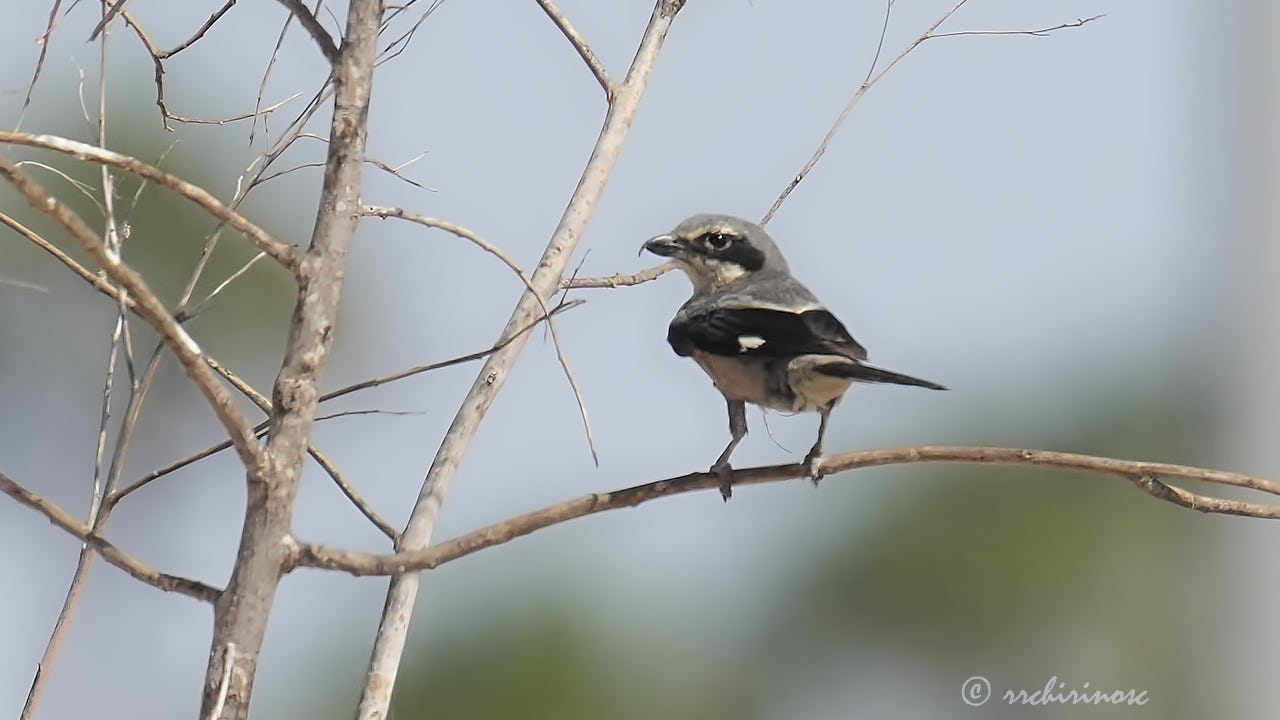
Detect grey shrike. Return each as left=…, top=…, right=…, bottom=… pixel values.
left=643, top=213, right=945, bottom=499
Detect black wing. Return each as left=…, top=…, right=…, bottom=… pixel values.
left=668, top=307, right=867, bottom=361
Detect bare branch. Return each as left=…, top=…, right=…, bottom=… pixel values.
left=0, top=470, right=220, bottom=602
left=289, top=446, right=1280, bottom=576
left=116, top=8, right=298, bottom=129
left=534, top=0, right=616, bottom=100
left=376, top=0, right=446, bottom=66
left=929, top=15, right=1105, bottom=40
left=158, top=0, right=240, bottom=57
left=317, top=297, right=584, bottom=402
left=562, top=262, right=676, bottom=289
left=760, top=4, right=1101, bottom=226
left=274, top=0, right=341, bottom=64
left=0, top=132, right=298, bottom=268
left=0, top=154, right=266, bottom=474
left=356, top=2, right=686, bottom=716
left=201, top=0, right=385, bottom=714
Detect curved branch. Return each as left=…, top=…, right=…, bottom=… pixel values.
left=534, top=0, right=616, bottom=99
left=0, top=470, right=219, bottom=602
left=0, top=132, right=298, bottom=270
left=288, top=446, right=1280, bottom=576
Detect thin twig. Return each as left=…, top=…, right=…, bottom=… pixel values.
left=318, top=297, right=583, bottom=403
left=250, top=2, right=297, bottom=146
left=14, top=0, right=64, bottom=132
left=366, top=155, right=436, bottom=191
left=929, top=16, right=1104, bottom=40
left=759, top=4, right=1102, bottom=225
left=0, top=132, right=298, bottom=269
left=561, top=262, right=675, bottom=289
left=534, top=0, right=616, bottom=99
left=363, top=205, right=599, bottom=463
left=375, top=0, right=446, bottom=66
left=15, top=160, right=104, bottom=213
left=158, top=0, right=240, bottom=57
left=288, top=446, right=1280, bottom=576
left=24, top=34, right=134, bottom=715
left=0, top=470, right=220, bottom=602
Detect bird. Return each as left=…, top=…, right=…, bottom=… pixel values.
left=643, top=213, right=945, bottom=500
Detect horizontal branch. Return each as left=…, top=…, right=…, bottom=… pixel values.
left=287, top=445, right=1280, bottom=576
left=0, top=470, right=220, bottom=602
left=0, top=132, right=298, bottom=270
left=562, top=262, right=675, bottom=289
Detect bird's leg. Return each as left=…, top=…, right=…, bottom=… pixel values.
left=804, top=403, right=833, bottom=485
left=710, top=398, right=747, bottom=501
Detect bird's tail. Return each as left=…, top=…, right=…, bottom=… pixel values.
left=816, top=360, right=948, bottom=390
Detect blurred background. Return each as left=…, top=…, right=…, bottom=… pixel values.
left=1, top=0, right=1277, bottom=718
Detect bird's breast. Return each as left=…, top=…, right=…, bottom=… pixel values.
left=691, top=351, right=774, bottom=406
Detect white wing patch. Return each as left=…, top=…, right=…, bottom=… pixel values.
left=737, top=335, right=766, bottom=352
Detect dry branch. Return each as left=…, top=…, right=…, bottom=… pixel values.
left=355, top=3, right=687, bottom=717
left=562, top=261, right=676, bottom=289
left=199, top=0, right=384, bottom=715
left=760, top=3, right=1102, bottom=225
left=0, top=470, right=219, bottom=602
left=0, top=132, right=298, bottom=268
left=288, top=446, right=1280, bottom=576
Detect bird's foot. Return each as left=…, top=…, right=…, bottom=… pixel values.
left=804, top=449, right=825, bottom=486
left=711, top=461, right=734, bottom=501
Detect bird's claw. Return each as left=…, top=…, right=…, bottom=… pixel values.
left=711, top=462, right=734, bottom=501
left=804, top=451, right=824, bottom=486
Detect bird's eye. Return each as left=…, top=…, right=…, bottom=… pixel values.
left=703, top=232, right=732, bottom=251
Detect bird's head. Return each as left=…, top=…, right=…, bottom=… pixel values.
left=642, top=214, right=790, bottom=292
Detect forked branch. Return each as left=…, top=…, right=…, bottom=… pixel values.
left=0, top=470, right=219, bottom=602
left=760, top=3, right=1103, bottom=225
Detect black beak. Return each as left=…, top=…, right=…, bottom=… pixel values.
left=642, top=233, right=682, bottom=258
